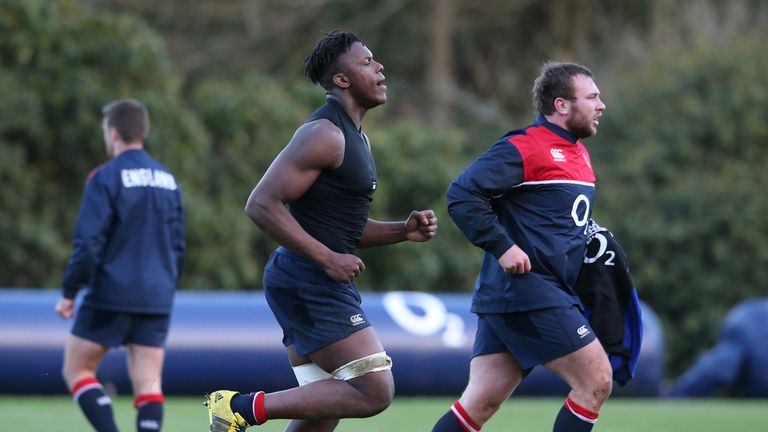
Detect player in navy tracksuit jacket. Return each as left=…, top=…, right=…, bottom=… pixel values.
left=56, top=99, right=184, bottom=432
left=432, top=63, right=611, bottom=432
left=670, top=298, right=768, bottom=398
left=61, top=151, right=184, bottom=313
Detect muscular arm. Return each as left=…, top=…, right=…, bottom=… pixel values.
left=245, top=119, right=364, bottom=282
left=357, top=210, right=438, bottom=248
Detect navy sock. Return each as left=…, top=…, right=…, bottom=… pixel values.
left=135, top=394, right=165, bottom=431
left=230, top=392, right=257, bottom=425
left=553, top=398, right=598, bottom=432
left=432, top=401, right=480, bottom=432
left=72, top=378, right=119, bottom=432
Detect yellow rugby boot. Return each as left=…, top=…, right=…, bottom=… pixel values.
left=204, top=390, right=251, bottom=431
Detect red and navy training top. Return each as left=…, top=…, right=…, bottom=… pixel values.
left=447, top=115, right=596, bottom=313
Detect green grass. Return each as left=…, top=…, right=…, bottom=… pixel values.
left=2, top=396, right=766, bottom=431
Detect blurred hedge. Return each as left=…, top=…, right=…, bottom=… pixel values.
left=0, top=0, right=207, bottom=287
left=0, top=0, right=482, bottom=293
left=593, top=36, right=768, bottom=373
left=3, top=0, right=768, bottom=376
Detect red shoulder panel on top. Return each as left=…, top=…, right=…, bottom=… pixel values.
left=507, top=125, right=595, bottom=185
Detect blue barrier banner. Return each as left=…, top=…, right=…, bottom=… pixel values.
left=0, top=289, right=663, bottom=396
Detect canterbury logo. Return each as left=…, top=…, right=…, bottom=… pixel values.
left=138, top=420, right=160, bottom=430
left=577, top=325, right=591, bottom=338
left=550, top=148, right=566, bottom=162
left=350, top=314, right=365, bottom=326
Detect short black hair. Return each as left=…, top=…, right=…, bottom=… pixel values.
left=532, top=62, right=594, bottom=115
left=102, top=98, right=150, bottom=143
left=304, top=31, right=362, bottom=90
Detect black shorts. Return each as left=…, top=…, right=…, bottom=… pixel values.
left=473, top=304, right=596, bottom=371
left=71, top=303, right=170, bottom=348
left=263, top=247, right=372, bottom=356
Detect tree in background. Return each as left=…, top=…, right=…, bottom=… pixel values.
left=0, top=0, right=210, bottom=287
left=0, top=0, right=482, bottom=293
left=3, top=0, right=768, bottom=378
left=593, top=0, right=768, bottom=374
left=185, top=75, right=318, bottom=289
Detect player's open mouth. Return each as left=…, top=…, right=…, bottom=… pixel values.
left=376, top=79, right=386, bottom=88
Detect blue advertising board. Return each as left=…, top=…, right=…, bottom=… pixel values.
left=0, top=289, right=663, bottom=396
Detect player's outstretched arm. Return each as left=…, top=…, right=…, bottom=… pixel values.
left=357, top=209, right=437, bottom=248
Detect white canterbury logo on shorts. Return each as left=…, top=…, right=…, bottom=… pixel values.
left=350, top=314, right=365, bottom=326
left=577, top=325, right=591, bottom=338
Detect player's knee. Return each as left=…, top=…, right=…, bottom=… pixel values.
left=458, top=374, right=514, bottom=424
left=464, top=372, right=518, bottom=416
left=591, top=371, right=613, bottom=404
left=483, top=384, right=513, bottom=417
left=61, top=362, right=79, bottom=387
left=360, top=385, right=393, bottom=417
left=365, top=394, right=393, bottom=417
left=352, top=371, right=394, bottom=417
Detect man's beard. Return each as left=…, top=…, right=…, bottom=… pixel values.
left=566, top=110, right=596, bottom=139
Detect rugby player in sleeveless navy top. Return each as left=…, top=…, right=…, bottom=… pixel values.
left=432, top=63, right=613, bottom=432
left=204, top=31, right=438, bottom=432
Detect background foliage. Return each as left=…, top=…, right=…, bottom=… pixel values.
left=2, top=0, right=767, bottom=376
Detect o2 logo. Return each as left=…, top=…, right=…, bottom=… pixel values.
left=584, top=232, right=616, bottom=266
left=382, top=292, right=467, bottom=348
left=571, top=194, right=591, bottom=231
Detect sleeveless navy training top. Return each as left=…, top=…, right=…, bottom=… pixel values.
left=288, top=99, right=378, bottom=253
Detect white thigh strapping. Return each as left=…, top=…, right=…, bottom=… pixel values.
left=291, top=351, right=393, bottom=385
left=292, top=362, right=334, bottom=386
left=332, top=351, right=392, bottom=381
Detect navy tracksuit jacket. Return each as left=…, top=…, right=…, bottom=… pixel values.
left=61, top=149, right=184, bottom=314
left=447, top=115, right=596, bottom=314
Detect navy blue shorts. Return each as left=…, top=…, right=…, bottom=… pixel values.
left=71, top=303, right=170, bottom=348
left=263, top=247, right=371, bottom=356
left=473, top=305, right=596, bottom=371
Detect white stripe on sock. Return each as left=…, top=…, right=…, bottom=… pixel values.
left=73, top=383, right=103, bottom=401
left=450, top=405, right=479, bottom=432
left=565, top=399, right=598, bottom=424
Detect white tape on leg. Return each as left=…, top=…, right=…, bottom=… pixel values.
left=292, top=362, right=334, bottom=386
left=331, top=351, right=393, bottom=381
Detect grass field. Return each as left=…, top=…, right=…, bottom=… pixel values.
left=2, top=395, right=766, bottom=431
